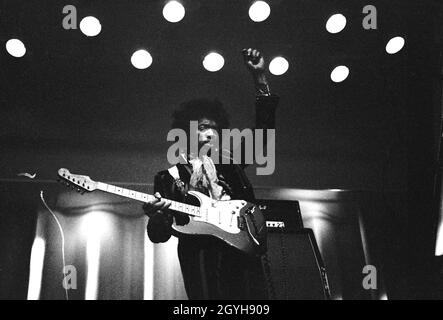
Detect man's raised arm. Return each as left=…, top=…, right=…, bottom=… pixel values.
left=223, top=48, right=279, bottom=171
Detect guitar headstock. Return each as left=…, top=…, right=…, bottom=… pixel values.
left=57, top=168, right=98, bottom=194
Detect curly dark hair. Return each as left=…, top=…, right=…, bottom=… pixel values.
left=171, top=98, right=230, bottom=131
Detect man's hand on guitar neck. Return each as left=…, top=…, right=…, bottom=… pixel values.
left=143, top=192, right=171, bottom=217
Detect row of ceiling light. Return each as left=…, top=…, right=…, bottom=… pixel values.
left=4, top=1, right=405, bottom=83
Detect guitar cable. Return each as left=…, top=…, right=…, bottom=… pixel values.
left=245, top=216, right=261, bottom=246
left=40, top=191, right=69, bottom=300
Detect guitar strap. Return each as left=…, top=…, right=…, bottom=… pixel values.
left=168, top=165, right=187, bottom=193
left=167, top=165, right=189, bottom=226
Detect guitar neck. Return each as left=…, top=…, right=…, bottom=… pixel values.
left=96, top=182, right=201, bottom=217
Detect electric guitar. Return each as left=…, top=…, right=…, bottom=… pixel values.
left=57, top=168, right=267, bottom=256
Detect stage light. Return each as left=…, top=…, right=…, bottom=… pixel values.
left=435, top=218, right=443, bottom=256
left=85, top=233, right=100, bottom=300
left=203, top=52, right=224, bottom=72
left=249, top=1, right=271, bottom=22
left=27, top=237, right=46, bottom=300
left=81, top=211, right=111, bottom=300
left=385, top=36, right=405, bottom=54
left=330, top=65, right=349, bottom=83
left=326, top=13, right=347, bottom=34
left=79, top=16, right=102, bottom=37
left=144, top=228, right=154, bottom=300
left=81, top=211, right=111, bottom=238
left=131, top=50, right=153, bottom=69
left=5, top=39, right=26, bottom=58
left=163, top=1, right=185, bottom=23
left=269, top=57, right=289, bottom=76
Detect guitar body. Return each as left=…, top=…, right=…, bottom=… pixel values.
left=56, top=168, right=266, bottom=256
left=171, top=191, right=267, bottom=256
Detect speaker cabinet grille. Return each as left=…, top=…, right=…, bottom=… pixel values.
left=262, top=228, right=331, bottom=300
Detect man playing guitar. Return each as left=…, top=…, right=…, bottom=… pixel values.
left=142, top=48, right=279, bottom=300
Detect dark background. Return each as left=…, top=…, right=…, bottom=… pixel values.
left=0, top=0, right=441, bottom=190
left=1, top=0, right=443, bottom=300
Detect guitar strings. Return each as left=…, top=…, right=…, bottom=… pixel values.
left=40, top=190, right=69, bottom=301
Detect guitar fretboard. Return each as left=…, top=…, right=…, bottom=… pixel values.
left=96, top=182, right=201, bottom=217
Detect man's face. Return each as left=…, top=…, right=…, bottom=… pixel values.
left=197, top=118, right=219, bottom=151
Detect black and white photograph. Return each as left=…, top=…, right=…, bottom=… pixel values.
left=1, top=0, right=443, bottom=305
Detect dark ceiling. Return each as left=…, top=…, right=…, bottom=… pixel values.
left=1, top=0, right=442, bottom=189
